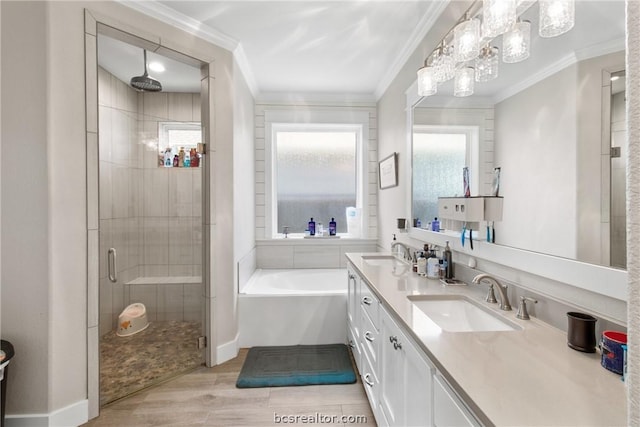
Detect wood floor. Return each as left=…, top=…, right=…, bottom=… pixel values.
left=83, top=348, right=376, bottom=427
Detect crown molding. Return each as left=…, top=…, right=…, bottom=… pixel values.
left=256, top=92, right=377, bottom=106
left=118, top=0, right=260, bottom=98
left=374, top=0, right=450, bottom=101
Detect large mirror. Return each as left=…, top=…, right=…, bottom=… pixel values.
left=411, top=0, right=626, bottom=269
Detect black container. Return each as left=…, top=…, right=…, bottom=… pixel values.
left=1, top=340, right=15, bottom=427
left=567, top=312, right=597, bottom=352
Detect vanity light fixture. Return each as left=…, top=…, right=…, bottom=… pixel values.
left=433, top=42, right=456, bottom=83
left=417, top=62, right=438, bottom=96
left=453, top=15, right=481, bottom=62
left=475, top=46, right=499, bottom=82
left=454, top=67, right=475, bottom=97
left=481, top=0, right=517, bottom=39
left=539, top=0, right=575, bottom=37
left=502, top=20, right=531, bottom=63
left=416, top=0, right=575, bottom=98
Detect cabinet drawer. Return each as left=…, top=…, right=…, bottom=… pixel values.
left=360, top=309, right=379, bottom=372
left=360, top=282, right=379, bottom=329
left=434, top=374, right=480, bottom=427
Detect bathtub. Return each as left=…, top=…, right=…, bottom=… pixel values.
left=238, top=269, right=348, bottom=347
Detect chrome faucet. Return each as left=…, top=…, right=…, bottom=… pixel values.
left=472, top=274, right=512, bottom=311
left=391, top=241, right=412, bottom=261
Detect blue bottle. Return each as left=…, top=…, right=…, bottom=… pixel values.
left=329, top=218, right=336, bottom=236
left=308, top=218, right=316, bottom=236
left=432, top=217, right=440, bottom=232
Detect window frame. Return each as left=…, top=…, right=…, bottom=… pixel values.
left=264, top=111, right=370, bottom=239
left=158, top=121, right=202, bottom=158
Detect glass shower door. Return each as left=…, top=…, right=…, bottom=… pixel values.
left=97, top=32, right=205, bottom=405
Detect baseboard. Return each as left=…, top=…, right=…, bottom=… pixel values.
left=216, top=333, right=239, bottom=365
left=6, top=400, right=88, bottom=427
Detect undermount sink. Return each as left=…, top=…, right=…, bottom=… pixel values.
left=361, top=255, right=408, bottom=267
left=408, top=295, right=522, bottom=333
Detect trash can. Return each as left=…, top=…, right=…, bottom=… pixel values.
left=0, top=340, right=15, bottom=427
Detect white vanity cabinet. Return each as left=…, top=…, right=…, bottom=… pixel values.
left=433, top=374, right=481, bottom=427
left=379, top=304, right=434, bottom=427
left=347, top=265, right=362, bottom=371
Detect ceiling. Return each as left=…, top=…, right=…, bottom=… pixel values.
left=104, top=0, right=447, bottom=97
left=101, top=1, right=625, bottom=100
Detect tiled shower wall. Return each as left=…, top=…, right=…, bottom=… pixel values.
left=98, top=66, right=202, bottom=335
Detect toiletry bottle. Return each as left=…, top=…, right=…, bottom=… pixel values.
left=178, top=147, right=185, bottom=167
left=173, top=154, right=179, bottom=167
left=190, top=148, right=198, bottom=167
left=164, top=148, right=173, bottom=167
left=427, top=249, right=439, bottom=278
left=329, top=218, right=336, bottom=236
left=416, top=218, right=421, bottom=228
left=432, top=217, right=440, bottom=232
left=308, top=218, right=316, bottom=236
left=417, top=251, right=427, bottom=276
left=184, top=149, right=191, bottom=167
left=438, top=259, right=445, bottom=279
left=443, top=241, right=453, bottom=279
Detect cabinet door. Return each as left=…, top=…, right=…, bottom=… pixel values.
left=404, top=335, right=433, bottom=427
left=379, top=307, right=405, bottom=427
left=347, top=265, right=361, bottom=339
left=433, top=375, right=480, bottom=427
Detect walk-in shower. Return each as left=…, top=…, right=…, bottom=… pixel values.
left=97, top=32, right=205, bottom=405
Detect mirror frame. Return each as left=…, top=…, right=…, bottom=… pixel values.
left=405, top=81, right=627, bottom=302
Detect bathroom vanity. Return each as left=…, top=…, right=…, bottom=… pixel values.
left=346, top=253, right=626, bottom=427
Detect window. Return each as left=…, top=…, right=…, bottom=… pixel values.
left=265, top=116, right=368, bottom=238
left=412, top=126, right=478, bottom=225
left=275, top=129, right=357, bottom=234
left=158, top=122, right=201, bottom=167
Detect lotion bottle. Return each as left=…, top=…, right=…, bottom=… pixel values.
left=427, top=250, right=439, bottom=278
left=329, top=218, right=336, bottom=236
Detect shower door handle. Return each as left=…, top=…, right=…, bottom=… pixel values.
left=108, top=248, right=118, bottom=283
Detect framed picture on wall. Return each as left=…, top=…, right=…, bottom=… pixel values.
left=379, top=152, right=398, bottom=189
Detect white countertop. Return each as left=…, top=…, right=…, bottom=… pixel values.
left=346, top=252, right=627, bottom=427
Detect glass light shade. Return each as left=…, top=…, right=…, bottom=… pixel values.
left=475, top=46, right=499, bottom=82
left=502, top=20, right=531, bottom=63
left=539, top=0, right=575, bottom=38
left=433, top=46, right=455, bottom=83
left=454, top=67, right=475, bottom=97
left=481, top=0, right=517, bottom=39
left=417, top=65, right=437, bottom=96
left=453, top=18, right=480, bottom=62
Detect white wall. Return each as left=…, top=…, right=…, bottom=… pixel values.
left=494, top=65, right=578, bottom=259
left=230, top=57, right=255, bottom=358
left=1, top=1, right=50, bottom=414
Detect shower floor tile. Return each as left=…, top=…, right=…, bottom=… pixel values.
left=100, top=320, right=203, bottom=406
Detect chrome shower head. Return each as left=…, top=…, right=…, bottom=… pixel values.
left=130, top=49, right=162, bottom=92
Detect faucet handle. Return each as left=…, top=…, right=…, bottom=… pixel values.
left=516, top=296, right=538, bottom=320
left=485, top=284, right=498, bottom=304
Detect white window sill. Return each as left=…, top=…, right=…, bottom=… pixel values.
left=256, top=237, right=377, bottom=246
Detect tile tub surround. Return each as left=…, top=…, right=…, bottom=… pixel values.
left=346, top=253, right=626, bottom=426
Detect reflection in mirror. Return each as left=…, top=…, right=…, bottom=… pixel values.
left=412, top=127, right=474, bottom=227
left=610, top=72, right=626, bottom=268
left=411, top=0, right=625, bottom=269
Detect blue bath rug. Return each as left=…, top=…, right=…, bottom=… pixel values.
left=236, top=344, right=357, bottom=388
